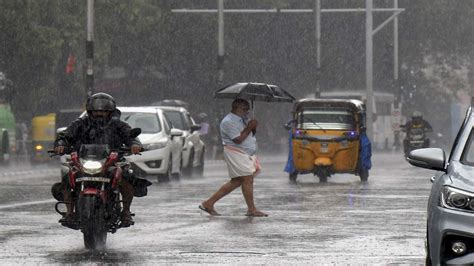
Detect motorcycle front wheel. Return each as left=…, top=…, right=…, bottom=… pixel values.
left=79, top=195, right=107, bottom=250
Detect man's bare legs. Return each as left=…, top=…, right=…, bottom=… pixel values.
left=241, top=175, right=267, bottom=217
left=201, top=177, right=243, bottom=215
left=201, top=175, right=267, bottom=217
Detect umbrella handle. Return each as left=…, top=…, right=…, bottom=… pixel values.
left=251, top=100, right=255, bottom=119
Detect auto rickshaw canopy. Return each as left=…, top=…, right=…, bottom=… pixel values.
left=293, top=98, right=366, bottom=114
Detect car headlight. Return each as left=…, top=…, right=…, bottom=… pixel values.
left=441, top=186, right=474, bottom=212
left=80, top=159, right=104, bottom=175
left=143, top=141, right=167, bottom=150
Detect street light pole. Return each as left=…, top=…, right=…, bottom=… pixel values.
left=85, top=0, right=94, bottom=96
left=217, top=0, right=225, bottom=85
left=314, top=0, right=321, bottom=98
left=366, top=0, right=374, bottom=140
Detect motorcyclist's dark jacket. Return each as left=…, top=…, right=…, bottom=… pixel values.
left=54, top=111, right=141, bottom=151
left=405, top=119, right=433, bottom=136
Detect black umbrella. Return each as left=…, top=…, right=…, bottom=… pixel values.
left=215, top=82, right=295, bottom=117
left=214, top=82, right=295, bottom=103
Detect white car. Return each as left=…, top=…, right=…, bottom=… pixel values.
left=155, top=106, right=205, bottom=177
left=119, top=107, right=183, bottom=182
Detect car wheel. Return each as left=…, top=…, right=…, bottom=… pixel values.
left=194, top=148, right=205, bottom=177
left=172, top=172, right=180, bottom=181
left=172, top=158, right=183, bottom=181
left=158, top=156, right=172, bottom=183
left=182, top=149, right=194, bottom=178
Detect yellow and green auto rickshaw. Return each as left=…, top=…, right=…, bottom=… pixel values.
left=284, top=98, right=372, bottom=183
left=31, top=113, right=56, bottom=162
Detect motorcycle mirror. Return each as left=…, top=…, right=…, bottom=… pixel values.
left=130, top=128, right=141, bottom=138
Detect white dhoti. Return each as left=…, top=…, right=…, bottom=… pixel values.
left=223, top=146, right=261, bottom=178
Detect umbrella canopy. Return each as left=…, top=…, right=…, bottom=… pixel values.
left=214, top=82, right=295, bottom=103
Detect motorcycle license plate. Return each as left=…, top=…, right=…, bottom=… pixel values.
left=76, top=177, right=110, bottom=183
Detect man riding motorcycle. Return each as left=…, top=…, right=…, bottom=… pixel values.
left=54, top=92, right=142, bottom=226
left=402, top=111, right=433, bottom=153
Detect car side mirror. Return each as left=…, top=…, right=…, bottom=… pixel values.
left=130, top=128, right=142, bottom=138
left=406, top=148, right=446, bottom=172
left=170, top=128, right=183, bottom=138
left=191, top=124, right=201, bottom=133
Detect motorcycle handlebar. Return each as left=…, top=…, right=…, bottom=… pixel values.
left=48, top=146, right=145, bottom=157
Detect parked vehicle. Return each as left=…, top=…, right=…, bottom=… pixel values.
left=156, top=106, right=205, bottom=177
left=407, top=105, right=473, bottom=265
left=119, top=107, right=183, bottom=182
left=285, top=99, right=371, bottom=183
left=31, top=113, right=55, bottom=162
left=0, top=72, right=16, bottom=164
left=0, top=103, right=16, bottom=164
left=53, top=136, right=140, bottom=250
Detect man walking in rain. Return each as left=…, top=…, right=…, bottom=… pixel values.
left=199, top=98, right=268, bottom=217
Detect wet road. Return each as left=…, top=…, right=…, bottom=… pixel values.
left=0, top=152, right=434, bottom=264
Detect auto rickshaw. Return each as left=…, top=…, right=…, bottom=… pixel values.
left=285, top=98, right=371, bottom=183
left=31, top=113, right=55, bottom=162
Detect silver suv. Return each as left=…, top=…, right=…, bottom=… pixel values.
left=156, top=106, right=205, bottom=177
left=407, top=105, right=474, bottom=265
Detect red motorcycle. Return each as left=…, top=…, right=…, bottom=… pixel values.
left=51, top=129, right=143, bottom=250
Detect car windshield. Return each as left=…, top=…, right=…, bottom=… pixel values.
left=121, top=112, right=161, bottom=134
left=297, top=109, right=355, bottom=130
left=462, top=129, right=474, bottom=165
left=164, top=111, right=188, bottom=130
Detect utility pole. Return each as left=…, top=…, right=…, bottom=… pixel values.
left=172, top=1, right=404, bottom=141
left=366, top=0, right=374, bottom=140
left=217, top=0, right=224, bottom=85
left=314, top=0, right=321, bottom=98
left=85, top=0, right=94, bottom=96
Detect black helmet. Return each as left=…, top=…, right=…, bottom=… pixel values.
left=86, top=93, right=116, bottom=112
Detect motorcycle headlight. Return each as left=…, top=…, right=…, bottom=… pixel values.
left=80, top=159, right=104, bottom=175
left=441, top=186, right=474, bottom=212
left=143, top=140, right=167, bottom=151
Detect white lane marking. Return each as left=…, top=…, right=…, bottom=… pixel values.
left=0, top=199, right=56, bottom=210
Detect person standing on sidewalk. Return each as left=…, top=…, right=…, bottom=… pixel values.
left=199, top=98, right=268, bottom=217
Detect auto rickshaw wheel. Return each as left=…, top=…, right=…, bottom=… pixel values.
left=359, top=169, right=369, bottom=182
left=315, top=168, right=330, bottom=183
left=318, top=175, right=328, bottom=183
left=289, top=172, right=297, bottom=182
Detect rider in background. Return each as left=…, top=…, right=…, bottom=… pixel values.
left=403, top=111, right=433, bottom=149
left=404, top=111, right=433, bottom=135
left=53, top=93, right=142, bottom=226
